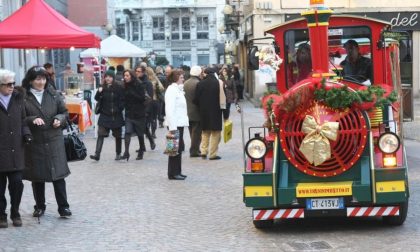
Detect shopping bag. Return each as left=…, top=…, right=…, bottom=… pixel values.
left=223, top=120, right=233, bottom=143
left=164, top=130, right=180, bottom=156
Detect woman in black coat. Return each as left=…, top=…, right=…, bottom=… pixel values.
left=22, top=66, right=72, bottom=218
left=90, top=70, right=125, bottom=161
left=135, top=66, right=156, bottom=153
left=122, top=70, right=147, bottom=161
left=219, top=67, right=237, bottom=120
left=0, top=69, right=32, bottom=228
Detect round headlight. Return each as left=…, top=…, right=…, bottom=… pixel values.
left=378, top=133, right=400, bottom=154
left=245, top=138, right=267, bottom=159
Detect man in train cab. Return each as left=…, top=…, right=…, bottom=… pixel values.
left=340, top=39, right=372, bottom=84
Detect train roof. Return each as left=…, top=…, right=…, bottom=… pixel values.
left=265, top=14, right=391, bottom=34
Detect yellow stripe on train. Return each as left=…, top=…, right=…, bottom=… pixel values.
left=376, top=181, right=405, bottom=193
left=296, top=181, right=353, bottom=197
left=244, top=186, right=273, bottom=197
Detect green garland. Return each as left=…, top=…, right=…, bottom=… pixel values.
left=263, top=89, right=281, bottom=97
left=314, top=81, right=398, bottom=110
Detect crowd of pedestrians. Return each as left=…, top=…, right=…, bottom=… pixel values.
left=0, top=62, right=243, bottom=228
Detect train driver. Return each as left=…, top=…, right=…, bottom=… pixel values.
left=340, top=39, right=372, bottom=84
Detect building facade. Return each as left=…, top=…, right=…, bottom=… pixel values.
left=113, top=0, right=227, bottom=67
left=239, top=0, right=420, bottom=113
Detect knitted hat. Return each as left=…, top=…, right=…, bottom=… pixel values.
left=190, top=66, right=202, bottom=77
left=105, top=69, right=115, bottom=78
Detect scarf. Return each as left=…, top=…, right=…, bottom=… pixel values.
left=0, top=93, right=12, bottom=110
left=30, top=88, right=44, bottom=104
left=215, top=74, right=226, bottom=109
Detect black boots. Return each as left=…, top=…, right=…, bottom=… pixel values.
left=115, top=137, right=122, bottom=160
left=136, top=151, right=144, bottom=160
left=121, top=134, right=131, bottom=161
left=145, top=131, right=156, bottom=150
left=90, top=136, right=104, bottom=161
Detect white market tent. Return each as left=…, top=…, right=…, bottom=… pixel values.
left=80, top=35, right=146, bottom=58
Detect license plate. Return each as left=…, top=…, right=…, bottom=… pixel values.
left=306, top=197, right=344, bottom=210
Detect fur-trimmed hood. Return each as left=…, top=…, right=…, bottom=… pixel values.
left=13, top=86, right=27, bottom=100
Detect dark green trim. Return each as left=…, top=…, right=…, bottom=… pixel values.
left=376, top=192, right=408, bottom=204
left=245, top=197, right=274, bottom=208
left=243, top=173, right=273, bottom=186
left=277, top=187, right=297, bottom=205
left=375, top=168, right=407, bottom=181
left=352, top=183, right=372, bottom=202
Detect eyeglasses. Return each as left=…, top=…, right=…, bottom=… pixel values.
left=33, top=66, right=46, bottom=72
left=0, top=82, right=15, bottom=87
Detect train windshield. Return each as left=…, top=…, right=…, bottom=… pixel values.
left=284, top=26, right=372, bottom=89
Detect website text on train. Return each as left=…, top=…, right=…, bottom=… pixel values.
left=243, top=0, right=409, bottom=228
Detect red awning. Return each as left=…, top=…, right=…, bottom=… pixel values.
left=0, top=0, right=100, bottom=49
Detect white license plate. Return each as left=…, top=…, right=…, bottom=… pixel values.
left=306, top=198, right=344, bottom=210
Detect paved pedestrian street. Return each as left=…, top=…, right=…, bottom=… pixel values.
left=1, top=100, right=420, bottom=251
left=0, top=101, right=262, bottom=251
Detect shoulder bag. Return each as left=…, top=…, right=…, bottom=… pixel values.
left=64, top=120, right=87, bottom=161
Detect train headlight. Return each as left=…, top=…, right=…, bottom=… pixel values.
left=245, top=138, right=267, bottom=159
left=378, top=133, right=400, bottom=154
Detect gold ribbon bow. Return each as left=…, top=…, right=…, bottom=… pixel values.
left=299, top=115, right=339, bottom=166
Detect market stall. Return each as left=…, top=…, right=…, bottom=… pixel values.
left=0, top=0, right=100, bottom=133
left=80, top=34, right=146, bottom=70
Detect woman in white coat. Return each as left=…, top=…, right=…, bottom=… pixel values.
left=165, top=69, right=189, bottom=180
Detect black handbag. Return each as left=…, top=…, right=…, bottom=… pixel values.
left=64, top=121, right=87, bottom=162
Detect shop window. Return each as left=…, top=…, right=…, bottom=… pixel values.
left=197, top=16, right=209, bottom=39
left=153, top=17, right=165, bottom=40
left=116, top=18, right=125, bottom=39
left=198, top=54, right=209, bottom=66
left=172, top=54, right=191, bottom=67
left=171, top=17, right=180, bottom=40
left=398, top=31, right=413, bottom=85
left=182, top=17, right=190, bottom=40
left=132, top=20, right=140, bottom=41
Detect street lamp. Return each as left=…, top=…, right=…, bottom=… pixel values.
left=222, top=3, right=242, bottom=39
left=104, top=23, right=114, bottom=36
left=223, top=5, right=234, bottom=15
left=218, top=25, right=226, bottom=34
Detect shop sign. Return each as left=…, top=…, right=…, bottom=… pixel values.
left=362, top=12, right=420, bottom=30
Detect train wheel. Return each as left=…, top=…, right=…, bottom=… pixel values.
left=383, top=201, right=408, bottom=226
left=253, top=219, right=274, bottom=229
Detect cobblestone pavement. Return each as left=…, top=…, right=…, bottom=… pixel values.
left=1, top=100, right=420, bottom=251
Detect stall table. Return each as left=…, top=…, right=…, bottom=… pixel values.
left=65, top=97, right=92, bottom=133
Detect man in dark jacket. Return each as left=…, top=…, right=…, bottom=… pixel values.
left=0, top=69, right=32, bottom=228
left=184, top=66, right=202, bottom=157
left=194, top=67, right=224, bottom=160
left=44, top=63, right=57, bottom=90
left=340, top=39, right=372, bottom=83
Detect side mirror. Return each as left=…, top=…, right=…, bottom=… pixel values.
left=248, top=46, right=259, bottom=70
